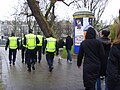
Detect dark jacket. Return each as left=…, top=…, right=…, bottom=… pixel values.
left=106, top=44, right=120, bottom=90
left=65, top=36, right=73, bottom=50
left=99, top=37, right=111, bottom=76
left=77, top=27, right=105, bottom=88
left=58, top=39, right=65, bottom=48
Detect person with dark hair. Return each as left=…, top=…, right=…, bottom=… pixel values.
left=43, top=34, right=58, bottom=72
left=97, top=30, right=111, bottom=90
left=65, top=33, right=73, bottom=63
left=58, top=38, right=65, bottom=63
left=77, top=27, right=105, bottom=90
left=5, top=32, right=19, bottom=65
left=106, top=23, right=120, bottom=90
left=24, top=29, right=39, bottom=72
left=36, top=31, right=44, bottom=63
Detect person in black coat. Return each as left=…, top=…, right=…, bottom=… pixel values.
left=77, top=27, right=105, bottom=90
left=100, top=30, right=111, bottom=76
left=96, top=30, right=111, bottom=90
left=106, top=23, right=120, bottom=90
left=65, top=33, right=73, bottom=63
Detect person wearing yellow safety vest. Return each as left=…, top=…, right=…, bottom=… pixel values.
left=24, top=29, right=39, bottom=72
left=5, top=32, right=19, bottom=65
left=43, top=34, right=58, bottom=72
left=21, top=34, right=26, bottom=63
left=36, top=31, right=44, bottom=63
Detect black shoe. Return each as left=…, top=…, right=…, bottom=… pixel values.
left=32, top=66, right=35, bottom=70
left=13, top=62, right=15, bottom=65
left=49, top=67, right=53, bottom=72
left=27, top=68, right=31, bottom=72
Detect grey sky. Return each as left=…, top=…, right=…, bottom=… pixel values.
left=0, top=0, right=119, bottom=23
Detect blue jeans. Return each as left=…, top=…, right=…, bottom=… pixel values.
left=67, top=49, right=72, bottom=61
left=97, top=77, right=108, bottom=90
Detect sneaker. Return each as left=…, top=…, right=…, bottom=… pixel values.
left=68, top=60, right=72, bottom=64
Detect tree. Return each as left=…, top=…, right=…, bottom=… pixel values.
left=26, top=0, right=109, bottom=37
left=26, top=0, right=54, bottom=37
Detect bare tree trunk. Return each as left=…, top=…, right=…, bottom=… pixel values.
left=26, top=0, right=52, bottom=37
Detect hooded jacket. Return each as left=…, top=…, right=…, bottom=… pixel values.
left=77, top=27, right=105, bottom=88
left=106, top=44, right=120, bottom=90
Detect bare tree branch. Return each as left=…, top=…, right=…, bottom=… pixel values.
left=62, top=0, right=74, bottom=6
left=45, top=0, right=56, bottom=20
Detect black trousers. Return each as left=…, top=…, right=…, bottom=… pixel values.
left=25, top=49, right=36, bottom=69
left=9, top=49, right=17, bottom=63
left=46, top=52, right=54, bottom=68
left=36, top=46, right=42, bottom=62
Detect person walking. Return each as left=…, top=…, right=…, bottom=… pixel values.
left=77, top=27, right=105, bottom=90
left=24, top=29, right=39, bottom=72
left=21, top=34, right=26, bottom=63
left=106, top=23, right=120, bottom=90
left=65, top=33, right=73, bottom=63
left=5, top=32, right=19, bottom=66
left=97, top=30, right=111, bottom=90
left=36, top=31, right=44, bottom=63
left=58, top=38, right=65, bottom=63
left=43, top=34, right=58, bottom=72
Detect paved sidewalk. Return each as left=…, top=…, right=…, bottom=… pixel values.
left=0, top=47, right=85, bottom=90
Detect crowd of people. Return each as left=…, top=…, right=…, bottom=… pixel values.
left=4, top=22, right=120, bottom=90
left=77, top=23, right=120, bottom=90
left=5, top=29, right=73, bottom=72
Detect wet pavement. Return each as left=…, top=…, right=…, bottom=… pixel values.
left=0, top=47, right=85, bottom=90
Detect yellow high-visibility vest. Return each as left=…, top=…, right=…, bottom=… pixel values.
left=46, top=37, right=56, bottom=52
left=25, top=34, right=36, bottom=50
left=9, top=37, right=17, bottom=49
left=37, top=35, right=43, bottom=46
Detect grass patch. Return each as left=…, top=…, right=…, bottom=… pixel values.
left=0, top=81, right=3, bottom=90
